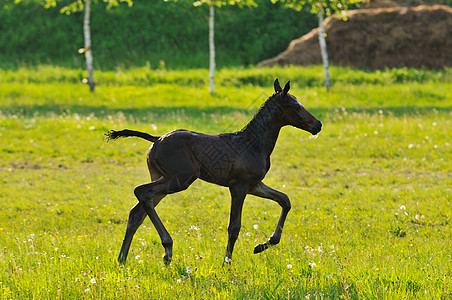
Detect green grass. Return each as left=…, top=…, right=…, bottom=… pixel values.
left=0, top=66, right=451, bottom=299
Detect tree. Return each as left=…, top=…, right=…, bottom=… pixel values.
left=193, top=0, right=256, bottom=94
left=43, top=0, right=133, bottom=92
left=79, top=0, right=95, bottom=92
left=272, top=0, right=365, bottom=91
left=317, top=4, right=330, bottom=91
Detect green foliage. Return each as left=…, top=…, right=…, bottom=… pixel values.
left=273, top=0, right=366, bottom=15
left=0, top=66, right=451, bottom=299
left=0, top=0, right=20, bottom=9
left=0, top=0, right=317, bottom=69
left=192, top=0, right=256, bottom=8
left=49, top=0, right=134, bottom=15
left=10, top=0, right=134, bottom=12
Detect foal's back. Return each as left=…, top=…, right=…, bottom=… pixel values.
left=148, top=129, right=265, bottom=187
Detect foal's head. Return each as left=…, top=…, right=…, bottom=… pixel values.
left=273, top=79, right=322, bottom=135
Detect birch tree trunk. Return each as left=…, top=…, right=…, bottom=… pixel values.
left=209, top=4, right=215, bottom=94
left=83, top=0, right=95, bottom=92
left=317, top=8, right=330, bottom=92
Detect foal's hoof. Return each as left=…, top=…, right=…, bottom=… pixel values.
left=254, top=243, right=268, bottom=254
left=163, top=255, right=172, bottom=266
left=118, top=258, right=126, bottom=265
left=222, top=256, right=232, bottom=267
left=117, top=253, right=127, bottom=265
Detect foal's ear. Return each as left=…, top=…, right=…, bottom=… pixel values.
left=274, top=78, right=282, bottom=93
left=283, top=81, right=290, bottom=96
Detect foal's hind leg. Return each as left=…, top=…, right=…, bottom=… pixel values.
left=118, top=203, right=146, bottom=264
left=134, top=173, right=197, bottom=265
left=118, top=169, right=164, bottom=264
left=249, top=182, right=291, bottom=254
left=117, top=195, right=164, bottom=264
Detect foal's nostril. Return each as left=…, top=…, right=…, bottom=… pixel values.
left=311, top=120, right=322, bottom=135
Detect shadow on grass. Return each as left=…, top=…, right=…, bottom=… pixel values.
left=0, top=104, right=451, bottom=121
left=0, top=104, right=249, bottom=119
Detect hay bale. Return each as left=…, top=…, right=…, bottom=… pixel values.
left=259, top=5, right=452, bottom=69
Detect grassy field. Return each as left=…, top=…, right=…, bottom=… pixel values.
left=0, top=66, right=451, bottom=299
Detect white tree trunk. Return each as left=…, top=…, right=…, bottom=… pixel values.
left=209, top=4, right=215, bottom=94
left=318, top=9, right=330, bottom=92
left=84, top=0, right=95, bottom=92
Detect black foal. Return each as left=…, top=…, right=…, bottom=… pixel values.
left=106, top=79, right=322, bottom=265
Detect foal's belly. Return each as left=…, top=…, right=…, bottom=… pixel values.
left=191, top=134, right=237, bottom=186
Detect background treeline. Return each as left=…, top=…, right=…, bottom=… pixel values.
left=0, top=0, right=318, bottom=69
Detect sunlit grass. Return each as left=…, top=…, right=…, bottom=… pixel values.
left=0, top=66, right=451, bottom=299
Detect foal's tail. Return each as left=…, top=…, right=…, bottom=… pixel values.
left=105, top=129, right=160, bottom=143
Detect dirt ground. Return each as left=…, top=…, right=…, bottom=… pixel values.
left=259, top=3, right=452, bottom=69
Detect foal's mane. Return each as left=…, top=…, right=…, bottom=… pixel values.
left=238, top=92, right=281, bottom=134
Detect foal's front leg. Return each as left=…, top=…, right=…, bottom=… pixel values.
left=224, top=184, right=248, bottom=264
left=249, top=182, right=291, bottom=254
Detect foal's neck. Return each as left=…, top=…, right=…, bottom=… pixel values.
left=240, top=97, right=284, bottom=156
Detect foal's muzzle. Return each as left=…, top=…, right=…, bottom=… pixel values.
left=310, top=120, right=322, bottom=135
